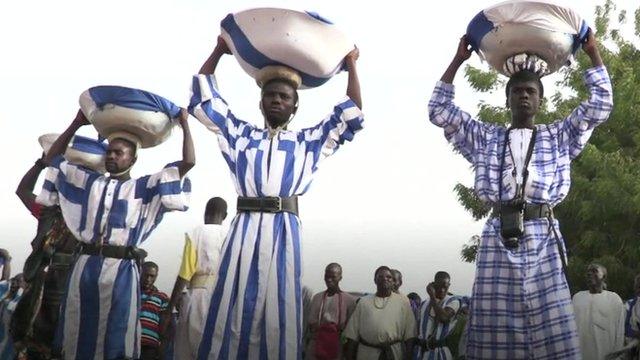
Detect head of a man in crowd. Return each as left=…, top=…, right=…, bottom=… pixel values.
left=141, top=262, right=159, bottom=292
left=586, top=262, right=607, bottom=293
left=407, top=292, right=422, bottom=309
left=374, top=266, right=394, bottom=296
left=105, top=137, right=138, bottom=177
left=506, top=70, right=544, bottom=126
left=391, top=269, right=403, bottom=293
left=204, top=197, right=227, bottom=225
left=260, top=78, right=299, bottom=130
left=433, top=271, right=451, bottom=300
left=9, top=273, right=24, bottom=296
left=324, top=263, right=343, bottom=295
left=634, top=274, right=640, bottom=297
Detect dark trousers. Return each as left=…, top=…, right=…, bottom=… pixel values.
left=139, top=345, right=160, bottom=360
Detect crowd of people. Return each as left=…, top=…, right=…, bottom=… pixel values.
left=2, top=245, right=640, bottom=360
left=0, top=9, right=637, bottom=359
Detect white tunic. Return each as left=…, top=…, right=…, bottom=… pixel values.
left=573, top=290, right=625, bottom=360
left=174, top=224, right=225, bottom=359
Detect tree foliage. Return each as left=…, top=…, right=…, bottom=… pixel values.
left=455, top=0, right=640, bottom=299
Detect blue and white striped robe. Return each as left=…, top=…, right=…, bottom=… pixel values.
left=428, top=65, right=613, bottom=359
left=36, top=156, right=191, bottom=360
left=416, top=295, right=461, bottom=360
left=189, top=74, right=364, bottom=360
left=624, top=297, right=640, bottom=340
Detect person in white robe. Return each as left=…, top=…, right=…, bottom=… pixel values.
left=344, top=266, right=416, bottom=360
left=164, top=197, right=227, bottom=359
left=573, top=263, right=625, bottom=360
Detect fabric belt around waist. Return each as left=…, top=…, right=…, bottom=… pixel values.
left=79, top=243, right=148, bottom=261
left=491, top=203, right=553, bottom=220
left=190, top=274, right=216, bottom=288
left=418, top=337, right=448, bottom=351
left=358, top=337, right=402, bottom=360
left=237, top=196, right=299, bottom=215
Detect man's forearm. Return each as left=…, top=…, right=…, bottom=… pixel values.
left=44, top=120, right=83, bottom=165
left=168, top=277, right=189, bottom=312
left=430, top=298, right=452, bottom=323
left=16, top=162, right=45, bottom=211
left=177, top=120, right=195, bottom=178
left=346, top=58, right=362, bottom=109
left=199, top=48, right=225, bottom=75
left=440, top=57, right=465, bottom=84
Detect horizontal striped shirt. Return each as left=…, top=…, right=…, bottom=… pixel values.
left=141, top=287, right=169, bottom=348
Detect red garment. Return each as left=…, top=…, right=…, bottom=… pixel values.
left=30, top=202, right=44, bottom=219
left=140, top=286, right=169, bottom=348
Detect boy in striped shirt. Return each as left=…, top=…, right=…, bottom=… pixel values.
left=140, top=262, right=169, bottom=360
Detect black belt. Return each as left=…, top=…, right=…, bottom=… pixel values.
left=492, top=203, right=553, bottom=220
left=50, top=252, right=76, bottom=267
left=79, top=243, right=148, bottom=261
left=237, top=196, right=299, bottom=215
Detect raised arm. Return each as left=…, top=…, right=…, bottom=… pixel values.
left=43, top=110, right=89, bottom=166
left=345, top=47, right=362, bottom=109
left=199, top=36, right=231, bottom=75
left=440, top=36, right=472, bottom=84
left=16, top=156, right=46, bottom=212
left=582, top=29, right=603, bottom=68
left=555, top=29, right=613, bottom=159
left=426, top=283, right=456, bottom=323
left=176, top=109, right=195, bottom=178
left=429, top=36, right=490, bottom=163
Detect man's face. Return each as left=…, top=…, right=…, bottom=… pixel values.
left=585, top=264, right=605, bottom=288
left=375, top=269, right=394, bottom=293
left=105, top=139, right=136, bottom=174
left=141, top=266, right=158, bottom=291
left=392, top=271, right=402, bottom=292
left=261, top=81, right=297, bottom=129
left=324, top=267, right=342, bottom=292
left=433, top=278, right=450, bottom=300
left=508, top=80, right=541, bottom=118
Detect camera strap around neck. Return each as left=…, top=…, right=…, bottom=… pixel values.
left=498, top=126, right=537, bottom=209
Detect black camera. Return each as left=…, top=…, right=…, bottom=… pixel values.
left=500, top=201, right=524, bottom=249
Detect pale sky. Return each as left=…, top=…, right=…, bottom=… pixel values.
left=0, top=0, right=627, bottom=298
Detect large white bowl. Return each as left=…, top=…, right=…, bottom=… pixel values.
left=39, top=133, right=107, bottom=173
left=79, top=86, right=179, bottom=148
left=221, top=8, right=354, bottom=89
left=466, top=0, right=588, bottom=77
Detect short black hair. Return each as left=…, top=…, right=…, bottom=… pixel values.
left=111, top=137, right=137, bottom=155
left=142, top=261, right=158, bottom=271
left=506, top=70, right=544, bottom=99
left=374, top=265, right=392, bottom=278
left=205, top=197, right=227, bottom=218
left=262, top=78, right=299, bottom=104
left=434, top=271, right=451, bottom=282
left=325, top=263, right=342, bottom=272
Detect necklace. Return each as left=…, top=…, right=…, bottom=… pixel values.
left=373, top=295, right=390, bottom=310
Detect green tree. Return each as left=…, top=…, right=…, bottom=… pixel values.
left=456, top=0, right=640, bottom=299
